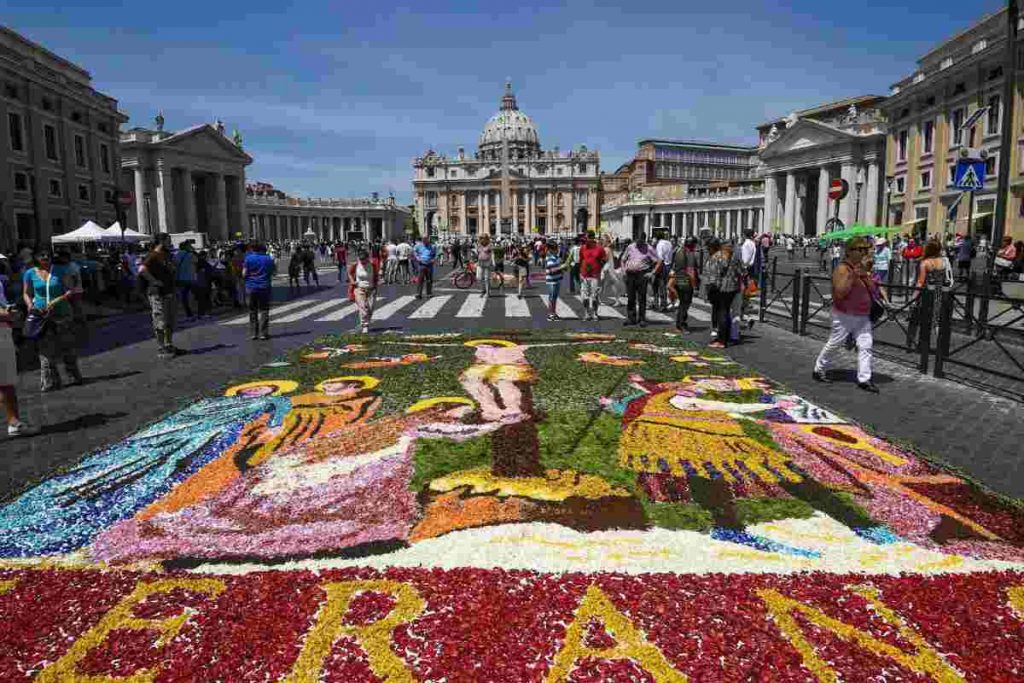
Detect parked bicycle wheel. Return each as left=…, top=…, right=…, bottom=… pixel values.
left=452, top=270, right=475, bottom=289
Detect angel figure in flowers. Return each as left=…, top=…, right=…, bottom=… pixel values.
left=91, top=376, right=500, bottom=563
left=0, top=379, right=297, bottom=559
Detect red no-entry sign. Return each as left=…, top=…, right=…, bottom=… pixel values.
left=828, top=179, right=849, bottom=201
left=117, top=191, right=135, bottom=207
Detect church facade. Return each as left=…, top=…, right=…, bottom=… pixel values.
left=412, top=82, right=601, bottom=238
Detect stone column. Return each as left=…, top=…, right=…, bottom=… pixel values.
left=214, top=173, right=228, bottom=241
left=763, top=174, right=777, bottom=235
left=526, top=191, right=533, bottom=234
left=783, top=171, right=797, bottom=235
left=482, top=190, right=490, bottom=234
left=133, top=166, right=147, bottom=233
left=235, top=175, right=247, bottom=240
left=839, top=163, right=856, bottom=227
left=816, top=168, right=831, bottom=235
left=156, top=163, right=176, bottom=233
left=725, top=210, right=732, bottom=238
left=865, top=161, right=880, bottom=226
left=181, top=168, right=198, bottom=232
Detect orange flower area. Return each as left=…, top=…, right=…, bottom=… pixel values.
left=342, top=353, right=435, bottom=369
left=409, top=491, right=530, bottom=541
left=578, top=352, right=644, bottom=367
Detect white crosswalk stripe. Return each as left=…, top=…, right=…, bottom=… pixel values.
left=504, top=293, right=531, bottom=317
left=456, top=293, right=488, bottom=318
left=314, top=303, right=358, bottom=322
left=221, top=297, right=312, bottom=325
left=373, top=295, right=416, bottom=320
left=555, top=297, right=578, bottom=319
left=275, top=299, right=348, bottom=323
left=645, top=309, right=673, bottom=323
left=409, top=295, right=451, bottom=319
left=580, top=296, right=624, bottom=320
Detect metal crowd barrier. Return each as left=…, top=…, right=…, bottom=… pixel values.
left=757, top=271, right=1024, bottom=399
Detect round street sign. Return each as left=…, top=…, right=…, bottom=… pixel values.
left=828, top=179, right=849, bottom=201
left=117, top=190, right=134, bottom=207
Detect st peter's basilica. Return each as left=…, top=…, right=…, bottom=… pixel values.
left=412, top=81, right=601, bottom=238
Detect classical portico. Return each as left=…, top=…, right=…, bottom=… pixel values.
left=757, top=98, right=887, bottom=236
left=120, top=123, right=251, bottom=241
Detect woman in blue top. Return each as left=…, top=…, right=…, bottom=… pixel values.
left=544, top=240, right=566, bottom=321
left=22, top=251, right=82, bottom=391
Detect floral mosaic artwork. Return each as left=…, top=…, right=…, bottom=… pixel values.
left=2, top=330, right=1023, bottom=681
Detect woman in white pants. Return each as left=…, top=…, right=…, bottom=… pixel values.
left=813, top=237, right=879, bottom=393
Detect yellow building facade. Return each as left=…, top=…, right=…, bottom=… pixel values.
left=882, top=7, right=1024, bottom=243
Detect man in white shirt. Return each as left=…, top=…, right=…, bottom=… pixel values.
left=654, top=233, right=674, bottom=311
left=735, top=229, right=758, bottom=328
left=396, top=240, right=412, bottom=284
left=384, top=241, right=398, bottom=283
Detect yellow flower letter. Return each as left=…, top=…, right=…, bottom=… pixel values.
left=286, top=580, right=425, bottom=683
left=546, top=584, right=687, bottom=682
left=37, top=577, right=226, bottom=683
left=758, top=585, right=963, bottom=683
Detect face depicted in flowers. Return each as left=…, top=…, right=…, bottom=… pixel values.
left=224, top=380, right=299, bottom=398
left=315, top=375, right=380, bottom=398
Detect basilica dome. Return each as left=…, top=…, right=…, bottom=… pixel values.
left=478, top=81, right=541, bottom=159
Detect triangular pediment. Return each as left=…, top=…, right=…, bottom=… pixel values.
left=158, top=125, right=253, bottom=164
left=760, top=119, right=858, bottom=159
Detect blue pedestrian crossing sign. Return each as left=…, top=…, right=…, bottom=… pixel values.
left=954, top=159, right=986, bottom=190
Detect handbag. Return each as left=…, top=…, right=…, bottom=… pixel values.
left=23, top=309, right=51, bottom=340
left=994, top=256, right=1014, bottom=269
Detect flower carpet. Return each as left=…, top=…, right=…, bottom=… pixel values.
left=1, top=330, right=1023, bottom=681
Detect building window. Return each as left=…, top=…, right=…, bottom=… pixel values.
left=13, top=171, right=28, bottom=192
left=953, top=82, right=966, bottom=96
left=3, top=83, right=18, bottom=100
left=578, top=164, right=587, bottom=174
left=8, top=112, right=24, bottom=152
left=48, top=178, right=62, bottom=197
left=74, top=134, right=86, bottom=167
left=949, top=165, right=957, bottom=186
left=895, top=176, right=906, bottom=194
left=100, top=144, right=110, bottom=174
left=41, top=97, right=53, bottom=112
left=920, top=170, right=932, bottom=189
left=43, top=124, right=58, bottom=160
left=951, top=108, right=965, bottom=145
left=922, top=120, right=934, bottom=154
left=915, top=206, right=929, bottom=222
left=988, top=66, right=1004, bottom=81
left=426, top=191, right=437, bottom=208
left=986, top=154, right=997, bottom=177
left=897, top=129, right=908, bottom=161
left=71, top=110, right=82, bottom=123
left=97, top=121, right=109, bottom=133
left=987, top=95, right=1001, bottom=135
left=77, top=184, right=90, bottom=202
left=103, top=188, right=115, bottom=203
left=426, top=167, right=435, bottom=178
left=52, top=217, right=64, bottom=234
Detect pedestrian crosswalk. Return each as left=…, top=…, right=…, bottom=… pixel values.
left=219, top=292, right=717, bottom=327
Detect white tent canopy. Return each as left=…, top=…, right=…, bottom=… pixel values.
left=51, top=221, right=109, bottom=244
left=103, top=222, right=146, bottom=242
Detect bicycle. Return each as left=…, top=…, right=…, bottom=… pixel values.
left=448, top=262, right=506, bottom=290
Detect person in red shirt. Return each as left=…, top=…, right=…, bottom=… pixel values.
left=902, top=238, right=923, bottom=286
left=578, top=231, right=607, bottom=321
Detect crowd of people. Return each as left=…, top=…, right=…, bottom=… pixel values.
left=3, top=224, right=1022, bottom=439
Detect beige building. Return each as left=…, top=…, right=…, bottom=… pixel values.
left=119, top=119, right=251, bottom=241
left=0, top=25, right=127, bottom=252
left=246, top=183, right=410, bottom=242
left=882, top=7, right=1024, bottom=242
left=412, top=81, right=601, bottom=238
left=601, top=139, right=760, bottom=208
left=758, top=96, right=888, bottom=236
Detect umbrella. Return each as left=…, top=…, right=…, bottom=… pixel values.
left=51, top=221, right=109, bottom=244
left=817, top=224, right=904, bottom=243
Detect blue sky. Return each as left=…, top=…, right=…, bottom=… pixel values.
left=4, top=0, right=1006, bottom=202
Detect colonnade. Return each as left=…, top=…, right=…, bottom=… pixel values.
left=763, top=160, right=881, bottom=236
